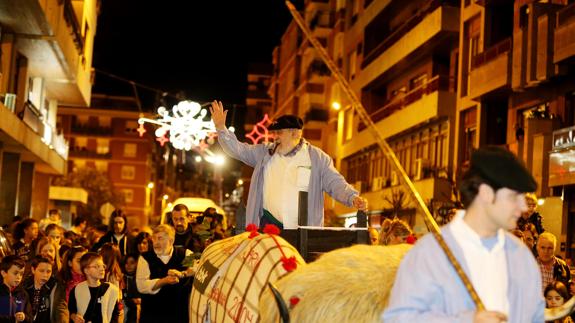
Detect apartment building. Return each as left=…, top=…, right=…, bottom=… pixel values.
left=58, top=95, right=157, bottom=228
left=269, top=0, right=335, bottom=153
left=0, top=0, right=98, bottom=225
left=325, top=0, right=460, bottom=231
left=458, top=0, right=575, bottom=258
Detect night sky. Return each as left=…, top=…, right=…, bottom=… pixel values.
left=93, top=0, right=304, bottom=110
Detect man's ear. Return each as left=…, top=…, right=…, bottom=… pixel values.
left=477, top=183, right=495, bottom=203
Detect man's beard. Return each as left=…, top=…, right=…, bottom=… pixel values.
left=176, top=225, right=186, bottom=233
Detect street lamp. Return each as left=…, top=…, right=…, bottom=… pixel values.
left=147, top=182, right=154, bottom=189
left=331, top=101, right=341, bottom=111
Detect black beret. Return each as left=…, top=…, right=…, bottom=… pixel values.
left=268, top=115, right=304, bottom=131
left=470, top=146, right=537, bottom=193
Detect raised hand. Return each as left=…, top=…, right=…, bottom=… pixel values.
left=210, top=100, right=228, bottom=131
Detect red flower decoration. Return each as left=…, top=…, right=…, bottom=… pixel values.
left=246, top=223, right=258, bottom=232
left=289, top=296, right=300, bottom=308
left=262, top=224, right=281, bottom=235
left=248, top=231, right=260, bottom=239
left=281, top=256, right=298, bottom=272
left=406, top=234, right=417, bottom=245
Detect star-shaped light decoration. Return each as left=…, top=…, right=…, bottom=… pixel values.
left=246, top=114, right=273, bottom=144
left=156, top=134, right=169, bottom=146
left=138, top=101, right=216, bottom=151
left=137, top=123, right=147, bottom=137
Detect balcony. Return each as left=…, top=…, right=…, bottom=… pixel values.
left=469, top=38, right=512, bottom=100
left=554, top=2, right=575, bottom=63
left=68, top=147, right=112, bottom=159
left=0, top=102, right=66, bottom=175
left=0, top=0, right=97, bottom=106
left=357, top=2, right=458, bottom=90
left=71, top=125, right=113, bottom=136
left=358, top=75, right=453, bottom=131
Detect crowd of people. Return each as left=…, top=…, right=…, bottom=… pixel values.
left=0, top=204, right=227, bottom=323
left=3, top=146, right=575, bottom=322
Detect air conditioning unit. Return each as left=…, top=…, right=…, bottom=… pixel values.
left=414, top=158, right=430, bottom=181
left=390, top=171, right=399, bottom=186
left=3, top=93, right=16, bottom=112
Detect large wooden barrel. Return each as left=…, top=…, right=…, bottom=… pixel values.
left=189, top=232, right=305, bottom=322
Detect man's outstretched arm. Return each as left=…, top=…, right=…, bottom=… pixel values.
left=211, top=100, right=265, bottom=167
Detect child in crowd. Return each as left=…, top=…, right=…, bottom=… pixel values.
left=68, top=252, right=121, bottom=323
left=23, top=256, right=55, bottom=323
left=52, top=245, right=87, bottom=322
left=0, top=255, right=30, bottom=322
left=122, top=254, right=141, bottom=323
left=545, top=281, right=575, bottom=323
left=36, top=237, right=62, bottom=273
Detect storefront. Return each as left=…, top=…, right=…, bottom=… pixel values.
left=549, top=125, right=575, bottom=263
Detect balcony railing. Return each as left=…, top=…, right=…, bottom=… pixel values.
left=362, top=0, right=458, bottom=68
left=358, top=75, right=451, bottom=131
left=69, top=147, right=112, bottom=159
left=63, top=0, right=84, bottom=53
left=557, top=2, right=575, bottom=27
left=71, top=125, right=112, bottom=136
left=471, top=37, right=512, bottom=69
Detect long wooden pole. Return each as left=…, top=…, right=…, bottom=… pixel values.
left=285, top=1, right=485, bottom=310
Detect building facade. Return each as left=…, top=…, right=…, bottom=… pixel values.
left=458, top=0, right=575, bottom=259
left=0, top=0, right=98, bottom=225
left=58, top=95, right=157, bottom=228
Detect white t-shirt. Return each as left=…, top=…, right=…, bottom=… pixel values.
left=450, top=213, right=509, bottom=315
left=262, top=143, right=312, bottom=229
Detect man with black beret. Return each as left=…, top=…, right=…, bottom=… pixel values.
left=384, top=146, right=544, bottom=323
left=210, top=100, right=367, bottom=229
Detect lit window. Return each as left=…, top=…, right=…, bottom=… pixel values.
left=123, top=143, right=137, bottom=158
left=121, top=165, right=135, bottom=180
left=122, top=189, right=134, bottom=203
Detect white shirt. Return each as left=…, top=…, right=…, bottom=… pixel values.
left=263, top=143, right=311, bottom=229
left=450, top=213, right=509, bottom=315
left=136, top=247, right=192, bottom=295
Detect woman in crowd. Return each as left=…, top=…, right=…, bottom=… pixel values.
left=134, top=232, right=152, bottom=256
left=545, top=281, right=574, bottom=323
left=12, top=218, right=39, bottom=260
left=92, top=210, right=133, bottom=257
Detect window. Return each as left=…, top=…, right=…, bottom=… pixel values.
left=122, top=189, right=134, bottom=203
left=99, top=116, right=111, bottom=128
left=75, top=137, right=87, bottom=149
left=96, top=139, right=109, bottom=155
left=95, top=161, right=108, bottom=172
left=77, top=115, right=89, bottom=126
left=461, top=108, right=477, bottom=163
left=347, top=51, right=357, bottom=81
left=121, top=165, right=135, bottom=180
left=123, top=143, right=137, bottom=158
left=125, top=121, right=138, bottom=134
